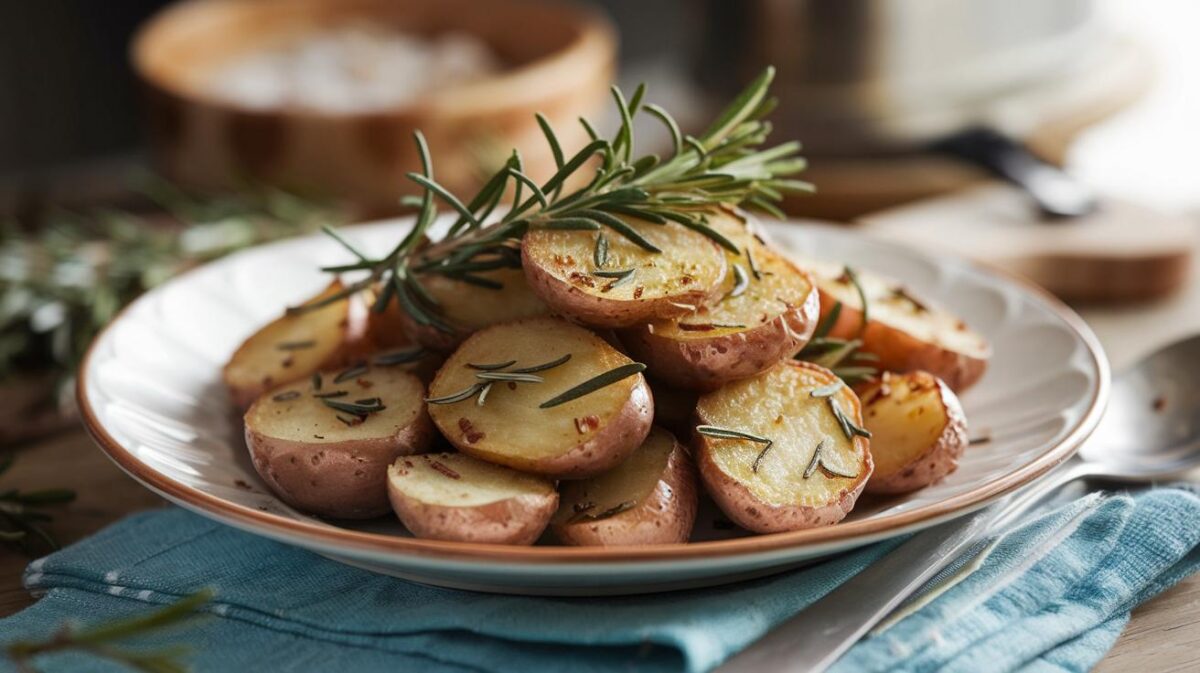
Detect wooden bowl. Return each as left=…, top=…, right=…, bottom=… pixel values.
left=132, top=0, right=615, bottom=213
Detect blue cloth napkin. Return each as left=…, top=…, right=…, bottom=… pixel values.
left=2, top=487, right=1199, bottom=673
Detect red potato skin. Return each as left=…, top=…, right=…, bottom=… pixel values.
left=553, top=438, right=698, bottom=546
left=449, top=379, right=656, bottom=480
left=816, top=289, right=988, bottom=392
left=861, top=372, right=969, bottom=495
left=520, top=240, right=726, bottom=329
left=388, top=483, right=558, bottom=545
left=245, top=408, right=435, bottom=520
left=620, top=282, right=820, bottom=391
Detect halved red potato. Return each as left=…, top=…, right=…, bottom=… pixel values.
left=521, top=214, right=728, bottom=328
left=387, top=452, right=558, bottom=545
left=223, top=280, right=368, bottom=409
left=693, top=361, right=873, bottom=533
left=553, top=427, right=697, bottom=546
left=806, top=262, right=990, bottom=392
left=859, top=371, right=968, bottom=494
left=425, top=317, right=653, bottom=478
left=622, top=244, right=819, bottom=391
left=245, top=364, right=434, bottom=519
left=397, top=266, right=549, bottom=352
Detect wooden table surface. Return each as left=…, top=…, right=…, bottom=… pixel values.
left=3, top=258, right=1200, bottom=671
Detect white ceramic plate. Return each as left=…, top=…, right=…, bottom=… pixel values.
left=78, top=219, right=1108, bottom=595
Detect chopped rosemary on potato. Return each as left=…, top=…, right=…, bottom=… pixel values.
left=428, top=356, right=575, bottom=406
left=695, top=425, right=775, bottom=472
left=593, top=233, right=609, bottom=268
left=803, top=439, right=858, bottom=479
left=727, top=264, right=750, bottom=299
left=539, top=363, right=647, bottom=409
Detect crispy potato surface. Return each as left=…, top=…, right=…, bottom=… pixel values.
left=553, top=427, right=697, bottom=545
left=223, top=281, right=367, bottom=409
left=387, top=452, right=558, bottom=545
left=245, top=364, right=433, bottom=519
left=426, top=317, right=653, bottom=478
left=860, top=371, right=968, bottom=494
left=808, top=262, right=990, bottom=391
left=522, top=215, right=728, bottom=327
left=694, top=361, right=872, bottom=533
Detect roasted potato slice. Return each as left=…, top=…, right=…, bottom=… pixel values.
left=553, top=427, right=697, bottom=546
left=693, top=361, right=872, bottom=533
left=807, top=262, right=990, bottom=392
left=859, top=371, right=968, bottom=494
left=521, top=215, right=728, bottom=327
left=223, top=280, right=368, bottom=409
left=426, top=317, right=653, bottom=479
left=245, top=364, right=434, bottom=519
left=398, top=266, right=549, bottom=352
left=622, top=243, right=819, bottom=391
left=387, top=452, right=558, bottom=545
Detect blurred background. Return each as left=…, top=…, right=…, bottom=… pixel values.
left=1, top=0, right=1198, bottom=440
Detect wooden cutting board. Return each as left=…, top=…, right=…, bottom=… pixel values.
left=855, top=183, right=1197, bottom=303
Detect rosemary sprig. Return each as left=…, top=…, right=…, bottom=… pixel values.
left=302, top=67, right=809, bottom=333
left=1, top=176, right=335, bottom=387
left=539, top=363, right=646, bottom=409
left=0, top=456, right=76, bottom=556
left=6, top=590, right=212, bottom=673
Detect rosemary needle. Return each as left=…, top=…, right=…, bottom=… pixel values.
left=540, top=363, right=646, bottom=408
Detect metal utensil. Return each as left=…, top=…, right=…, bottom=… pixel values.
left=718, top=334, right=1200, bottom=673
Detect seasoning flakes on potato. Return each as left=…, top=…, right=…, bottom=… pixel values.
left=223, top=280, right=369, bottom=409
left=425, top=317, right=653, bottom=478
left=808, top=261, right=991, bottom=391
left=522, top=216, right=728, bottom=328
left=553, top=427, right=697, bottom=546
left=693, top=361, right=873, bottom=533
left=244, top=363, right=433, bottom=519
left=388, top=452, right=558, bottom=545
left=860, top=371, right=968, bottom=495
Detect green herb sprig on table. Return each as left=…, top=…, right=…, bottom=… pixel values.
left=0, top=177, right=338, bottom=385
left=6, top=590, right=212, bottom=673
left=0, top=455, right=75, bottom=556
left=300, top=67, right=811, bottom=334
